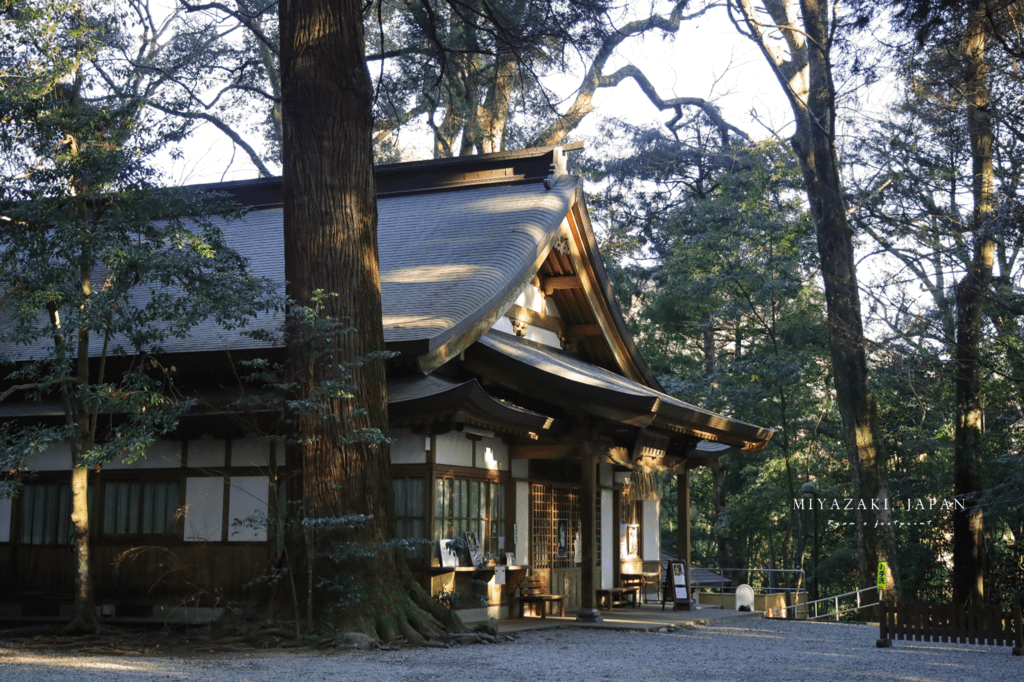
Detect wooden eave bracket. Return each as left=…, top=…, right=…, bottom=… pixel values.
left=540, top=275, right=583, bottom=295
left=505, top=303, right=565, bottom=336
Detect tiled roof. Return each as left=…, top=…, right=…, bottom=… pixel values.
left=468, top=330, right=773, bottom=450
left=0, top=208, right=287, bottom=361
left=388, top=374, right=552, bottom=432
left=0, top=173, right=577, bottom=361
left=380, top=176, right=577, bottom=351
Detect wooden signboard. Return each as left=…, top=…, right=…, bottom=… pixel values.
left=669, top=561, right=691, bottom=611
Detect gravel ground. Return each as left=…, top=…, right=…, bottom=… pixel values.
left=0, top=619, right=1020, bottom=682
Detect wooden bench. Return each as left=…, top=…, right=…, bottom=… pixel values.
left=597, top=587, right=637, bottom=609
left=876, top=599, right=1023, bottom=655
left=519, top=574, right=566, bottom=618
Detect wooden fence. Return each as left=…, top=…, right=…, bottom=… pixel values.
left=876, top=599, right=1023, bottom=655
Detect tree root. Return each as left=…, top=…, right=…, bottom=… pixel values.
left=61, top=615, right=109, bottom=636
left=338, top=576, right=463, bottom=646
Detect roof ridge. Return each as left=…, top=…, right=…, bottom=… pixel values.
left=179, top=145, right=585, bottom=207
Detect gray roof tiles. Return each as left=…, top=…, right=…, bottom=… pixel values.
left=1, top=177, right=577, bottom=360
left=379, top=177, right=577, bottom=348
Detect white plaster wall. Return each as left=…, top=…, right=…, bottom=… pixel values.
left=184, top=477, right=224, bottom=542
left=643, top=500, right=660, bottom=561
left=0, top=498, right=11, bottom=542
left=601, top=489, right=613, bottom=589
left=510, top=458, right=528, bottom=479
left=390, top=428, right=427, bottom=465
left=456, top=605, right=506, bottom=624
left=188, top=437, right=225, bottom=468
left=490, top=284, right=564, bottom=350
left=434, top=432, right=473, bottom=468
left=476, top=436, right=508, bottom=471
left=599, top=463, right=613, bottom=488
left=544, top=293, right=562, bottom=318
left=227, top=476, right=269, bottom=542
left=515, top=481, right=529, bottom=566
left=523, top=327, right=561, bottom=347
left=232, top=435, right=271, bottom=468
left=518, top=284, right=546, bottom=314
left=25, top=443, right=71, bottom=471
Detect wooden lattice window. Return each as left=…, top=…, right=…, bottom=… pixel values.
left=530, top=483, right=600, bottom=569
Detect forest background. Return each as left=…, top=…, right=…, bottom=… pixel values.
left=3, top=0, right=1023, bottom=616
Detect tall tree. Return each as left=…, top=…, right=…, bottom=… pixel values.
left=277, top=0, right=448, bottom=638
left=0, top=0, right=274, bottom=632
left=951, top=0, right=996, bottom=609
left=884, top=0, right=1024, bottom=607
left=728, top=0, right=900, bottom=591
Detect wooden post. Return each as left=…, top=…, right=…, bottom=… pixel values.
left=675, top=466, right=692, bottom=611
left=576, top=446, right=601, bottom=621
left=612, top=487, right=621, bottom=590
left=1013, top=605, right=1022, bottom=656
left=876, top=599, right=892, bottom=647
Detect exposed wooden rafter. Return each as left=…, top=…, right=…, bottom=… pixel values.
left=562, top=323, right=603, bottom=340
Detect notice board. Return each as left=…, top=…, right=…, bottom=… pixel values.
left=669, top=561, right=690, bottom=610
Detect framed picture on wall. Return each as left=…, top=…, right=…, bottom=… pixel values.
left=556, top=519, right=569, bottom=559
left=627, top=524, right=639, bottom=559
left=439, top=539, right=459, bottom=568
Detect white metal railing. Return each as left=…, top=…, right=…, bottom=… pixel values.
left=715, top=567, right=807, bottom=592
left=692, top=567, right=805, bottom=608
left=767, top=586, right=880, bottom=621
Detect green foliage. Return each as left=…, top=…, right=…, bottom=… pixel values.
left=591, top=123, right=856, bottom=594
left=431, top=585, right=489, bottom=611
left=845, top=16, right=1024, bottom=605
left=0, top=0, right=277, bottom=474
left=0, top=1, right=280, bottom=630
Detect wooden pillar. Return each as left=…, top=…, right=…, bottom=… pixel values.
left=675, top=466, right=692, bottom=610
left=576, top=447, right=601, bottom=621
left=612, top=487, right=621, bottom=588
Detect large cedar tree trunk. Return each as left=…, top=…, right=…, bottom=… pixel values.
left=952, top=1, right=993, bottom=607
left=736, top=0, right=899, bottom=590
left=278, top=0, right=450, bottom=639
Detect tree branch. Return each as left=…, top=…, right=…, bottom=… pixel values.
left=145, top=101, right=275, bottom=177
left=0, top=376, right=81, bottom=404
left=528, top=0, right=729, bottom=147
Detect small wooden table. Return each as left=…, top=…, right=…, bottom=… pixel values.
left=596, top=587, right=638, bottom=609
left=621, top=572, right=660, bottom=604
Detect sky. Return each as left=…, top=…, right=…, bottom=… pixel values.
left=158, top=2, right=804, bottom=186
